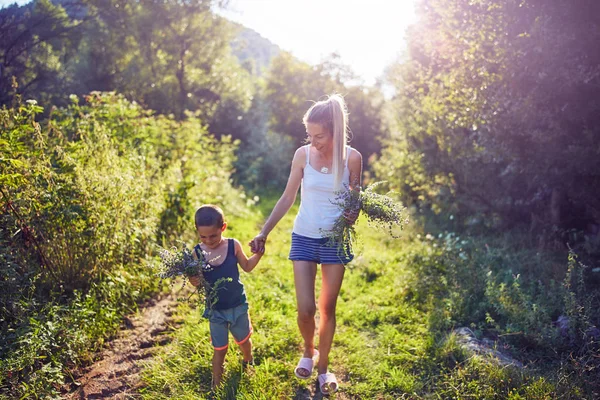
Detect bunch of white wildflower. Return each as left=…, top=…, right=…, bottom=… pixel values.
left=324, top=181, right=408, bottom=257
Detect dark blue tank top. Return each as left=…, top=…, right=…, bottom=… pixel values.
left=194, top=239, right=246, bottom=310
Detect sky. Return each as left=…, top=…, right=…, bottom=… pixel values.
left=216, top=0, right=418, bottom=85
left=0, top=0, right=27, bottom=6
left=0, top=0, right=419, bottom=86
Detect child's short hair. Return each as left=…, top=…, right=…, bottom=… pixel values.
left=195, top=204, right=224, bottom=228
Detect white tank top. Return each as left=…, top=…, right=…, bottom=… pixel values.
left=293, top=145, right=352, bottom=238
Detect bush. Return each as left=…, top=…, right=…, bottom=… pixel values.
left=407, top=229, right=599, bottom=351
left=0, top=92, right=246, bottom=398
left=404, top=228, right=600, bottom=396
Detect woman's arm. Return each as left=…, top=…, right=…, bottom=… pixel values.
left=234, top=239, right=263, bottom=272
left=250, top=147, right=305, bottom=252
left=344, top=149, right=363, bottom=224
left=348, top=149, right=363, bottom=191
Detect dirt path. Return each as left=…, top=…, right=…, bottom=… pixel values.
left=59, top=291, right=351, bottom=400
left=61, top=291, right=183, bottom=399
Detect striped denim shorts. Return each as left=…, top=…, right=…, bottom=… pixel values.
left=288, top=232, right=354, bottom=265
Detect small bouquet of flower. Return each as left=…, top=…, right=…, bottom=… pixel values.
left=157, top=242, right=203, bottom=281
left=156, top=243, right=227, bottom=311
left=156, top=243, right=209, bottom=301
left=324, top=181, right=408, bottom=257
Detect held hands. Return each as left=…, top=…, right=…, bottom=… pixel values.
left=249, top=233, right=267, bottom=254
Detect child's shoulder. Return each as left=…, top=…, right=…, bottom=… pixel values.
left=192, top=242, right=201, bottom=254
left=228, top=237, right=242, bottom=247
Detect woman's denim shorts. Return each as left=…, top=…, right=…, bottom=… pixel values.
left=288, top=232, right=353, bottom=265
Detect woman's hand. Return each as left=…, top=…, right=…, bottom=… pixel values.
left=188, top=275, right=202, bottom=287
left=344, top=208, right=360, bottom=225
left=249, top=233, right=267, bottom=254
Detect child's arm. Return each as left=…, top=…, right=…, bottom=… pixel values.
left=234, top=239, right=263, bottom=272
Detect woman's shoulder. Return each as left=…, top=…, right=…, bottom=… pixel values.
left=347, top=146, right=363, bottom=161
left=294, top=145, right=310, bottom=155
left=292, top=146, right=308, bottom=165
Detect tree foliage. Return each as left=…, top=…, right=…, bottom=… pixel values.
left=265, top=51, right=390, bottom=162
left=0, top=0, right=86, bottom=106
left=377, top=0, right=600, bottom=241
left=0, top=0, right=254, bottom=122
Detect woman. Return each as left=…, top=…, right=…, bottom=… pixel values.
left=250, top=94, right=362, bottom=395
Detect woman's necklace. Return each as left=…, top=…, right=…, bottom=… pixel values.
left=317, top=150, right=331, bottom=173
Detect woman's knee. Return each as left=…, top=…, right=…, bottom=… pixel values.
left=319, top=300, right=338, bottom=320
left=297, top=306, right=316, bottom=322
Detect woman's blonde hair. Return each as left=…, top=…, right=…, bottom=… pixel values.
left=303, top=94, right=349, bottom=190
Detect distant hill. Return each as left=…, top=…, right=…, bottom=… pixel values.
left=228, top=22, right=281, bottom=76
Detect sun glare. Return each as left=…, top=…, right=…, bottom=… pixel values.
left=217, top=0, right=418, bottom=85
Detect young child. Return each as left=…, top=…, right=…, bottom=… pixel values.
left=188, top=204, right=264, bottom=389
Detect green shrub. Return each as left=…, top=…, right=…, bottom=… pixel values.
left=0, top=93, right=246, bottom=398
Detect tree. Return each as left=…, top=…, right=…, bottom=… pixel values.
left=78, top=0, right=253, bottom=120
left=377, top=0, right=600, bottom=236
left=265, top=51, right=337, bottom=145
left=0, top=0, right=86, bottom=106
left=1, top=0, right=254, bottom=123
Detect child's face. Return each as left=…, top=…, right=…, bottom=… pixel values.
left=197, top=223, right=226, bottom=249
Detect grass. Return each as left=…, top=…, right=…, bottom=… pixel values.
left=139, top=199, right=594, bottom=399
left=0, top=265, right=163, bottom=400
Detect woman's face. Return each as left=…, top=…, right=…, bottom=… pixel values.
left=306, top=122, right=333, bottom=154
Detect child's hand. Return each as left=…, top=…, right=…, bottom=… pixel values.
left=249, top=234, right=266, bottom=254
left=188, top=275, right=202, bottom=287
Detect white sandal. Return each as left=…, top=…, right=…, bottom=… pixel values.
left=318, top=372, right=338, bottom=395
left=293, top=350, right=319, bottom=379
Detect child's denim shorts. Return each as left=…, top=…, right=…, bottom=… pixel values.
left=206, top=303, right=252, bottom=350
left=288, top=232, right=354, bottom=265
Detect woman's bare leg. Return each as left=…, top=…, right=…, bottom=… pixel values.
left=317, top=263, right=345, bottom=375
left=293, top=260, right=317, bottom=377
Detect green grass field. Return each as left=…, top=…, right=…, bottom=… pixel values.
left=139, top=201, right=581, bottom=399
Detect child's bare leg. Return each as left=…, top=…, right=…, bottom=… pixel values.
left=212, top=348, right=227, bottom=388
left=238, top=338, right=253, bottom=363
